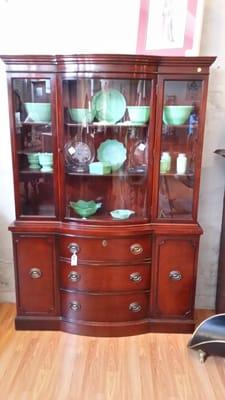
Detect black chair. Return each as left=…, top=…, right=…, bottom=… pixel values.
left=188, top=314, right=225, bottom=362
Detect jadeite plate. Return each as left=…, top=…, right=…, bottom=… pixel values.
left=92, top=89, right=126, bottom=123
left=97, top=139, right=127, bottom=171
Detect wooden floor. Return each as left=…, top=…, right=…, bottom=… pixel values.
left=0, top=304, right=225, bottom=400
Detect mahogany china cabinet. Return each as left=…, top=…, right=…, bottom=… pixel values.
left=1, top=54, right=215, bottom=336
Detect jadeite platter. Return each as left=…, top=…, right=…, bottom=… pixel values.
left=97, top=139, right=127, bottom=171
left=92, top=89, right=126, bottom=123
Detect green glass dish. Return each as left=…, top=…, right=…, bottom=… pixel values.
left=92, top=89, right=126, bottom=123
left=110, top=209, right=135, bottom=220
left=70, top=200, right=102, bottom=218
left=97, top=139, right=127, bottom=171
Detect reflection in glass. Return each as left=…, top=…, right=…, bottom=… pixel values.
left=158, top=80, right=203, bottom=220
left=12, top=79, right=55, bottom=216
left=62, top=78, right=152, bottom=222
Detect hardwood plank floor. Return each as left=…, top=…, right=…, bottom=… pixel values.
left=0, top=304, right=224, bottom=400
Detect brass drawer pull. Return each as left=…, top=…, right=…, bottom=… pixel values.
left=69, top=301, right=81, bottom=312
left=169, top=270, right=183, bottom=281
left=68, top=271, right=81, bottom=282
left=129, top=302, right=142, bottom=312
left=29, top=268, right=42, bottom=279
left=68, top=243, right=80, bottom=254
left=129, top=272, right=143, bottom=282
left=130, top=243, right=143, bottom=255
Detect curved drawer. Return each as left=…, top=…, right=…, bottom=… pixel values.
left=59, top=235, right=152, bottom=263
left=60, top=261, right=150, bottom=292
left=61, top=292, right=149, bottom=322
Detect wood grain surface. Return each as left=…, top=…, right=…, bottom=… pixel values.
left=1, top=304, right=224, bottom=400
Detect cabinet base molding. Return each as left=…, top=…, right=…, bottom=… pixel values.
left=15, top=316, right=61, bottom=331
left=15, top=316, right=194, bottom=336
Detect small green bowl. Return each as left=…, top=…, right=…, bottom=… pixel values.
left=110, top=209, right=135, bottom=220
left=70, top=200, right=102, bottom=218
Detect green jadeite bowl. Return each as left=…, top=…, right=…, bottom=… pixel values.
left=68, top=108, right=95, bottom=123
left=163, top=105, right=193, bottom=126
left=110, top=209, right=135, bottom=219
left=127, top=106, right=150, bottom=124
left=70, top=200, right=102, bottom=218
left=24, top=102, right=51, bottom=122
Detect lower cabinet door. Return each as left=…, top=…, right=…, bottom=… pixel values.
left=14, top=235, right=56, bottom=315
left=154, top=237, right=198, bottom=318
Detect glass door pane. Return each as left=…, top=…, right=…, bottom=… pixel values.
left=158, top=80, right=203, bottom=220
left=12, top=78, right=55, bottom=216
left=62, top=78, right=152, bottom=222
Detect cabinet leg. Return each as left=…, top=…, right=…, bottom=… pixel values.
left=198, top=349, right=208, bottom=363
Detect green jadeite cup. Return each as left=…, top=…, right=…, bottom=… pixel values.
left=27, top=153, right=40, bottom=169
left=38, top=152, right=53, bottom=172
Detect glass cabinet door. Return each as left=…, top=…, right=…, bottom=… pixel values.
left=62, top=78, right=152, bottom=222
left=158, top=79, right=203, bottom=220
left=12, top=78, right=56, bottom=217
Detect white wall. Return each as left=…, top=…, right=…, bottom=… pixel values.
left=196, top=0, right=225, bottom=308
left=0, top=0, right=224, bottom=308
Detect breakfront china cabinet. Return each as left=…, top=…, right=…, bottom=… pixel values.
left=1, top=54, right=215, bottom=336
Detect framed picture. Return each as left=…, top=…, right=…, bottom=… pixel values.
left=136, top=0, right=205, bottom=56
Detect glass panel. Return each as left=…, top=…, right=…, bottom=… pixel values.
left=158, top=80, right=203, bottom=220
left=12, top=78, right=55, bottom=216
left=62, top=78, right=152, bottom=222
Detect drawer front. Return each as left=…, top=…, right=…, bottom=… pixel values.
left=59, top=235, right=152, bottom=262
left=155, top=238, right=197, bottom=318
left=60, top=262, right=150, bottom=291
left=61, top=292, right=149, bottom=322
left=15, top=235, right=56, bottom=315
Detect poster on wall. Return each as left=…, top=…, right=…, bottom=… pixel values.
left=136, top=0, right=205, bottom=56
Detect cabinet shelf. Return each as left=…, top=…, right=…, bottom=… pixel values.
left=66, top=171, right=147, bottom=177
left=160, top=172, right=194, bottom=177
left=20, top=169, right=53, bottom=175
left=66, top=214, right=148, bottom=223
left=65, top=122, right=148, bottom=128
left=22, top=121, right=52, bottom=126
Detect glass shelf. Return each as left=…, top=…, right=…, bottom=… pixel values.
left=66, top=171, right=147, bottom=177
left=65, top=214, right=149, bottom=223
left=20, top=169, right=53, bottom=174
left=65, top=122, right=148, bottom=128
left=160, top=172, right=194, bottom=177
left=22, top=121, right=52, bottom=126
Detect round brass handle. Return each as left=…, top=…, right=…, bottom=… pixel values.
left=169, top=270, right=183, bottom=281
left=68, top=243, right=80, bottom=254
left=29, top=268, right=42, bottom=279
left=129, top=272, right=143, bottom=282
left=130, top=243, right=143, bottom=255
left=69, top=301, right=81, bottom=312
left=68, top=271, right=81, bottom=282
left=129, top=302, right=142, bottom=312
